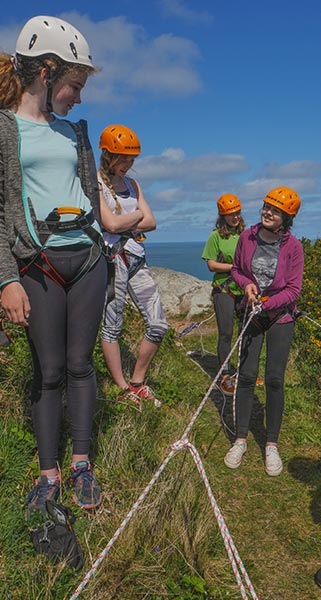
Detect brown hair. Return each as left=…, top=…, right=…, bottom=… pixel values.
left=99, top=149, right=124, bottom=214
left=0, top=52, right=95, bottom=111
left=215, top=214, right=245, bottom=239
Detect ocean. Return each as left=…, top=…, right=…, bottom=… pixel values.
left=144, top=241, right=211, bottom=282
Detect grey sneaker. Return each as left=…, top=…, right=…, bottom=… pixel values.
left=224, top=440, right=247, bottom=469
left=265, top=445, right=283, bottom=476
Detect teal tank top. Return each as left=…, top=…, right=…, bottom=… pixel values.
left=16, top=115, right=100, bottom=247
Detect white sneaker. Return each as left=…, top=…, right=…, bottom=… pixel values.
left=224, top=440, right=247, bottom=469
left=265, top=445, right=283, bottom=476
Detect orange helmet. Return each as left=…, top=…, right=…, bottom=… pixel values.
left=99, top=125, right=141, bottom=155
left=217, top=194, right=242, bottom=215
left=264, top=187, right=301, bottom=216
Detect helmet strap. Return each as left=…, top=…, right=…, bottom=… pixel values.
left=45, top=68, right=53, bottom=113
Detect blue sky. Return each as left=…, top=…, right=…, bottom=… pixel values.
left=1, top=0, right=321, bottom=242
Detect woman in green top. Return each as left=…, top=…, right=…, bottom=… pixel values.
left=202, top=194, right=245, bottom=395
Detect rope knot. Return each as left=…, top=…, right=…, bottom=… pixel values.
left=171, top=437, right=189, bottom=452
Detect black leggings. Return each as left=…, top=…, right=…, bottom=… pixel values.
left=21, top=247, right=107, bottom=470
left=235, top=320, right=294, bottom=443
left=213, top=292, right=239, bottom=373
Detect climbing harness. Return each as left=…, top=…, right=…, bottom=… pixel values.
left=37, top=206, right=104, bottom=248
left=31, top=500, right=84, bottom=571
left=19, top=207, right=106, bottom=288
left=211, top=275, right=243, bottom=303
left=104, top=232, right=146, bottom=303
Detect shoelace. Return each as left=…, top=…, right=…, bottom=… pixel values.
left=27, top=479, right=58, bottom=505
left=71, top=465, right=94, bottom=489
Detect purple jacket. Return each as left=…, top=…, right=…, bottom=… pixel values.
left=231, top=223, right=304, bottom=323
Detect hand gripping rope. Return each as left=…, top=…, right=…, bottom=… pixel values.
left=69, top=305, right=261, bottom=600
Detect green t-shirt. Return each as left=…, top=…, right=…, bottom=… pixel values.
left=202, top=229, right=243, bottom=295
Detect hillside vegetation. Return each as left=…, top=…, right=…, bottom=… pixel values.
left=0, top=239, right=321, bottom=600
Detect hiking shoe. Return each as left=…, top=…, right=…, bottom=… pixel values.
left=117, top=388, right=143, bottom=410
left=26, top=475, right=60, bottom=519
left=265, top=446, right=283, bottom=476
left=256, top=377, right=264, bottom=386
left=220, top=375, right=235, bottom=396
left=128, top=384, right=162, bottom=408
left=70, top=461, right=102, bottom=509
left=224, top=440, right=247, bottom=469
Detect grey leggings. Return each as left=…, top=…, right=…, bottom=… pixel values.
left=235, top=319, right=294, bottom=443
left=213, top=291, right=241, bottom=373
left=101, top=252, right=168, bottom=344
left=21, top=247, right=107, bottom=470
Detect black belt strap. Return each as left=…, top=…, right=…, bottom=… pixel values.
left=37, top=209, right=105, bottom=253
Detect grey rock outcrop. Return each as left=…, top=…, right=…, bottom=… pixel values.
left=148, top=267, right=212, bottom=318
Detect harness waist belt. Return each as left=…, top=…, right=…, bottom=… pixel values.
left=37, top=208, right=95, bottom=235
left=36, top=207, right=105, bottom=253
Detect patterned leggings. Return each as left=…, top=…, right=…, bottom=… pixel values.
left=101, top=252, right=168, bottom=344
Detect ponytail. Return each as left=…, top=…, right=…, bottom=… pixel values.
left=0, top=53, right=22, bottom=110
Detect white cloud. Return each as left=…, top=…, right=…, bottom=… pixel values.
left=135, top=149, right=249, bottom=187
left=260, top=160, right=321, bottom=179
left=0, top=12, right=203, bottom=106
left=132, top=152, right=321, bottom=239
left=59, top=12, right=203, bottom=104
left=161, top=148, right=186, bottom=161
left=158, top=0, right=214, bottom=25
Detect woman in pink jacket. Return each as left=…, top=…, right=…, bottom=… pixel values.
left=224, top=187, right=304, bottom=476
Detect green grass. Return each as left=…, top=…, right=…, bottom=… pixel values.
left=1, top=304, right=321, bottom=599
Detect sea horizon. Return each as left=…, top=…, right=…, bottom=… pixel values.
left=144, top=240, right=211, bottom=282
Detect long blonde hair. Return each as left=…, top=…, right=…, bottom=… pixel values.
left=99, top=149, right=124, bottom=214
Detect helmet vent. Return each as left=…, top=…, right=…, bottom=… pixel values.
left=44, top=21, right=49, bottom=27
left=28, top=34, right=37, bottom=49
left=70, top=42, right=78, bottom=59
left=60, top=25, right=66, bottom=31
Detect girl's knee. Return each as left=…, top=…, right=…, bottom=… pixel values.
left=35, top=363, right=65, bottom=389
left=265, top=376, right=283, bottom=391
left=145, top=321, right=168, bottom=344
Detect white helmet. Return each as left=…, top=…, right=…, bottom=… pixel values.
left=15, top=15, right=94, bottom=68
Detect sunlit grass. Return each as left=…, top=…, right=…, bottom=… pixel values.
left=1, top=297, right=321, bottom=599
